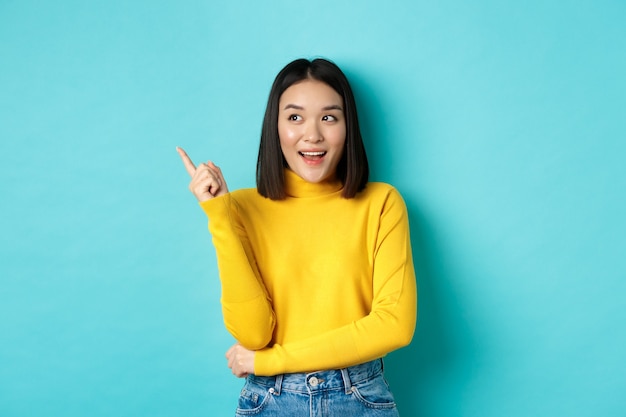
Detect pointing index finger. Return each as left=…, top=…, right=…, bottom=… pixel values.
left=176, top=146, right=197, bottom=177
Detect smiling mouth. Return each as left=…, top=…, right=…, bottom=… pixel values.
left=299, top=151, right=327, bottom=159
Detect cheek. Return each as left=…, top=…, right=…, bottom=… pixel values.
left=278, top=124, right=298, bottom=145
left=327, top=125, right=347, bottom=147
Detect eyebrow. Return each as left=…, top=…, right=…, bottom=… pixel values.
left=283, top=104, right=344, bottom=111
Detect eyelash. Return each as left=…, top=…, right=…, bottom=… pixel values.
left=288, top=114, right=338, bottom=122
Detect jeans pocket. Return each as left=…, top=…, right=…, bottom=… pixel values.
left=350, top=375, right=397, bottom=409
left=235, top=383, right=274, bottom=416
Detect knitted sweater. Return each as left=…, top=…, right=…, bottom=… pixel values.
left=200, top=168, right=417, bottom=376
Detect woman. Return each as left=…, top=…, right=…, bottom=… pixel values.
left=177, top=58, right=417, bottom=416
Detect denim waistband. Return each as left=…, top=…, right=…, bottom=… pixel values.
left=247, top=359, right=383, bottom=395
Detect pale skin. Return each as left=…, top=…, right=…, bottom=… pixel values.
left=176, top=78, right=346, bottom=379
left=278, top=79, right=346, bottom=184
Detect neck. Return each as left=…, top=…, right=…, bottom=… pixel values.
left=283, top=168, right=343, bottom=198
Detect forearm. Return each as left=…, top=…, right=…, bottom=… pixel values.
left=200, top=195, right=276, bottom=349
left=254, top=300, right=416, bottom=376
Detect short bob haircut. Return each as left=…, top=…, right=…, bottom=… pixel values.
left=256, top=58, right=369, bottom=200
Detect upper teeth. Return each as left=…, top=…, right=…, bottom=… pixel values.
left=301, top=151, right=325, bottom=156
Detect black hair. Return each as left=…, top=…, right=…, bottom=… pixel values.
left=256, top=58, right=369, bottom=199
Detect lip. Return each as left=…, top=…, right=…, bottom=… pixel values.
left=298, top=150, right=327, bottom=157
left=298, top=148, right=327, bottom=153
left=298, top=149, right=327, bottom=166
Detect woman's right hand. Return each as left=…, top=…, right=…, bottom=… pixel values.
left=176, top=147, right=229, bottom=202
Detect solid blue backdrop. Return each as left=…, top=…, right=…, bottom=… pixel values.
left=1, top=1, right=625, bottom=416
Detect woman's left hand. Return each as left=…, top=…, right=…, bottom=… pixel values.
left=226, top=343, right=255, bottom=378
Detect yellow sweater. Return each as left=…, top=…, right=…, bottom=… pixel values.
left=200, top=169, right=417, bottom=376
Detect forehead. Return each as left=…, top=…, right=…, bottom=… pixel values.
left=279, top=79, right=343, bottom=107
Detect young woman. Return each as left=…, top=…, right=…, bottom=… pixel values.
left=177, top=58, right=417, bottom=416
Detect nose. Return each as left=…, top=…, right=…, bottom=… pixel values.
left=304, top=121, right=323, bottom=143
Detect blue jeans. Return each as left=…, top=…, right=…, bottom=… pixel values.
left=235, top=359, right=399, bottom=416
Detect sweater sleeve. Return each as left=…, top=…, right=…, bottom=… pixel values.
left=200, top=194, right=276, bottom=350
left=254, top=188, right=417, bottom=375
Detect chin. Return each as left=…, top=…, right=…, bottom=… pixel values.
left=298, top=170, right=331, bottom=183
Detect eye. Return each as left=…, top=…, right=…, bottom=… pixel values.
left=288, top=114, right=302, bottom=122
left=322, top=115, right=337, bottom=122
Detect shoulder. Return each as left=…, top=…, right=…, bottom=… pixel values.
left=229, top=187, right=272, bottom=210
left=230, top=187, right=261, bottom=200
left=359, top=183, right=410, bottom=231
left=359, top=182, right=405, bottom=203
left=356, top=182, right=409, bottom=216
left=362, top=181, right=398, bottom=194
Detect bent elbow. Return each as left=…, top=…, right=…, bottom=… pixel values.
left=237, top=332, right=272, bottom=351
left=388, top=314, right=416, bottom=351
left=226, top=314, right=276, bottom=350
left=222, top=301, right=276, bottom=350
left=396, top=327, right=414, bottom=349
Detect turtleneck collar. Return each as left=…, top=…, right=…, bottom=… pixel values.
left=283, top=168, right=343, bottom=198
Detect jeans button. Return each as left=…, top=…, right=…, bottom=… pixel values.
left=309, top=376, right=319, bottom=386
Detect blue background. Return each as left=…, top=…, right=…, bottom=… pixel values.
left=1, top=1, right=625, bottom=416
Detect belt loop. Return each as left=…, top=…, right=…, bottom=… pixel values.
left=273, top=374, right=283, bottom=395
left=340, top=368, right=353, bottom=395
